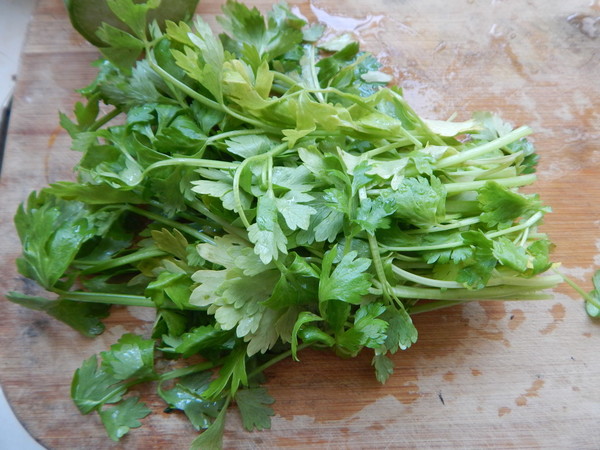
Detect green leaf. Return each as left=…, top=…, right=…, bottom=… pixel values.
left=190, top=404, right=228, bottom=450
left=247, top=195, right=288, bottom=264
left=349, top=161, right=374, bottom=195
left=261, top=254, right=319, bottom=310
left=320, top=299, right=351, bottom=335
left=6, top=292, right=109, bottom=337
left=261, top=273, right=307, bottom=310
left=46, top=181, right=145, bottom=205
left=319, top=247, right=372, bottom=304
left=100, top=333, right=155, bottom=381
left=457, top=231, right=497, bottom=290
left=159, top=372, right=222, bottom=430
left=383, top=306, right=418, bottom=352
left=179, top=16, right=225, bottom=101
left=106, top=0, right=160, bottom=39
left=478, top=181, right=543, bottom=229
left=71, top=355, right=126, bottom=414
left=493, top=237, right=528, bottom=273
left=336, top=302, right=388, bottom=356
left=218, top=0, right=305, bottom=61
left=96, top=23, right=143, bottom=50
left=275, top=191, right=316, bottom=231
left=586, top=299, right=600, bottom=318
left=354, top=193, right=397, bottom=234
left=225, top=134, right=272, bottom=158
left=235, top=387, right=275, bottom=431
left=291, top=311, right=323, bottom=360
left=96, top=24, right=145, bottom=70
left=98, top=396, right=151, bottom=441
left=372, top=353, right=394, bottom=384
left=154, top=309, right=188, bottom=337
left=527, top=239, right=554, bottom=275
left=14, top=191, right=98, bottom=289
left=202, top=347, right=248, bottom=400
left=296, top=191, right=345, bottom=245
left=100, top=60, right=167, bottom=107
left=151, top=228, right=189, bottom=261
left=390, top=176, right=446, bottom=227
left=586, top=272, right=600, bottom=318
left=165, top=325, right=233, bottom=358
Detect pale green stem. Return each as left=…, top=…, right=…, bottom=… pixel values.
left=381, top=211, right=544, bottom=252
left=444, top=174, right=537, bottom=195
left=126, top=205, right=215, bottom=245
left=144, top=157, right=239, bottom=176
left=436, top=126, right=532, bottom=169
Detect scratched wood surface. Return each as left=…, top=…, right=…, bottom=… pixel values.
left=1, top=0, right=599, bottom=448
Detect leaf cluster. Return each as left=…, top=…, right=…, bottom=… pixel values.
left=7, top=1, right=574, bottom=448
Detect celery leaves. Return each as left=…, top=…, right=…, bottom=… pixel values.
left=10, top=0, right=590, bottom=448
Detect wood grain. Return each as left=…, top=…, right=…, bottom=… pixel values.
left=1, top=0, right=599, bottom=448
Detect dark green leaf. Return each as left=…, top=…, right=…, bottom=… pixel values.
left=14, top=191, right=98, bottom=289
left=478, top=181, right=543, bottom=229
left=383, top=306, right=418, bottom=352
left=372, top=353, right=394, bottom=384
left=235, top=387, right=275, bottom=431
left=71, top=355, right=126, bottom=414
left=165, top=325, right=233, bottom=358
left=159, top=372, right=222, bottom=430
left=190, top=405, right=227, bottom=450
left=319, top=247, right=372, bottom=304
left=492, top=237, right=528, bottom=273
left=100, top=333, right=155, bottom=380
left=99, top=396, right=151, bottom=441
left=7, top=292, right=110, bottom=337
left=202, top=347, right=247, bottom=400
left=290, top=311, right=323, bottom=360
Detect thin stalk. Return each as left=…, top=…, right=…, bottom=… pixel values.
left=387, top=88, right=446, bottom=146
left=392, top=265, right=462, bottom=289
left=54, top=290, right=156, bottom=308
left=463, top=150, right=523, bottom=168
left=363, top=140, right=412, bottom=158
left=233, top=143, right=288, bottom=228
left=559, top=272, right=600, bottom=309
left=158, top=359, right=223, bottom=382
left=359, top=187, right=392, bottom=302
left=393, top=263, right=562, bottom=290
left=126, top=205, right=215, bottom=245
left=143, top=157, right=239, bottom=176
left=78, top=247, right=167, bottom=275
left=409, top=300, right=467, bottom=314
left=187, top=200, right=250, bottom=242
left=233, top=160, right=254, bottom=229
left=435, top=126, right=532, bottom=169
left=248, top=343, right=311, bottom=379
left=381, top=211, right=544, bottom=252
left=89, top=107, right=122, bottom=131
left=387, top=284, right=555, bottom=301
left=405, top=216, right=481, bottom=234
left=204, top=128, right=267, bottom=147
left=448, top=167, right=518, bottom=181
left=272, top=71, right=300, bottom=89
left=486, top=211, right=543, bottom=239
left=444, top=174, right=537, bottom=195
left=305, top=45, right=325, bottom=103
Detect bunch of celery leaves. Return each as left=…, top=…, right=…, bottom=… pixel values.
left=8, top=1, right=600, bottom=448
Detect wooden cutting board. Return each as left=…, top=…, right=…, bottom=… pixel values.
left=1, top=0, right=599, bottom=448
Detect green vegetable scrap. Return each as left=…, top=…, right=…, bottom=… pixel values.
left=8, top=0, right=600, bottom=448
